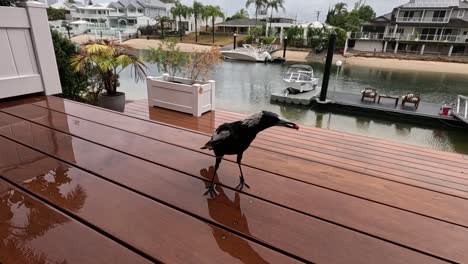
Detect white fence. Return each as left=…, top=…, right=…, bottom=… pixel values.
left=0, top=1, right=61, bottom=100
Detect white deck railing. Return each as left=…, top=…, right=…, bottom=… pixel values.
left=349, top=32, right=468, bottom=43
left=396, top=17, right=450, bottom=23
left=0, top=2, right=61, bottom=99
left=455, top=95, right=468, bottom=121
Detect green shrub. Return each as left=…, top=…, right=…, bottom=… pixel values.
left=51, top=31, right=88, bottom=101
left=47, top=8, right=66, bottom=21
left=145, top=38, right=190, bottom=80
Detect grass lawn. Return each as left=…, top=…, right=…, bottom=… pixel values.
left=178, top=32, right=247, bottom=46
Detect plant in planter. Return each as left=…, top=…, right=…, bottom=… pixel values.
left=145, top=39, right=220, bottom=116
left=184, top=46, right=221, bottom=83
left=70, top=39, right=147, bottom=112
left=145, top=38, right=190, bottom=82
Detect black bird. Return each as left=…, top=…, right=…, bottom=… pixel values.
left=201, top=111, right=299, bottom=197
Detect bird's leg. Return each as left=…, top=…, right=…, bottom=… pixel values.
left=235, top=154, right=250, bottom=190
left=204, top=156, right=222, bottom=197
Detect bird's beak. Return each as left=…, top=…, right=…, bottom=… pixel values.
left=277, top=119, right=300, bottom=130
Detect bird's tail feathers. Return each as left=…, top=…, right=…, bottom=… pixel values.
left=201, top=141, right=213, bottom=150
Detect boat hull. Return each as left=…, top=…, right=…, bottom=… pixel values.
left=221, top=51, right=268, bottom=62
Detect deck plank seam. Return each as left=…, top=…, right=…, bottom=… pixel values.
left=210, top=109, right=467, bottom=159
left=210, top=111, right=468, bottom=163
left=53, top=97, right=468, bottom=164
left=18, top=106, right=468, bottom=200
left=124, top=103, right=468, bottom=169
left=24, top=103, right=468, bottom=190
left=54, top=98, right=468, bottom=165
left=126, top=103, right=468, bottom=169
left=3, top=115, right=468, bottom=233
left=0, top=175, right=162, bottom=264
left=0, top=135, right=312, bottom=263
left=0, top=140, right=458, bottom=264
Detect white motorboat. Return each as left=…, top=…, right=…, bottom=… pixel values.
left=282, top=64, right=319, bottom=95
left=221, top=44, right=272, bottom=62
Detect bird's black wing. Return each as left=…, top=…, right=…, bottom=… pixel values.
left=201, top=122, right=236, bottom=150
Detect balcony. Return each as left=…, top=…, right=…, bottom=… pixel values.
left=396, top=16, right=450, bottom=23
left=349, top=32, right=468, bottom=43
left=70, top=12, right=109, bottom=19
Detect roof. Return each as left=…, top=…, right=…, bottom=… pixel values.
left=401, top=0, right=459, bottom=8
left=117, top=0, right=144, bottom=8
left=137, top=0, right=165, bottom=7
left=216, top=18, right=266, bottom=27
left=362, top=13, right=392, bottom=26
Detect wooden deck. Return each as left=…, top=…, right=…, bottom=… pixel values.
left=1, top=96, right=467, bottom=263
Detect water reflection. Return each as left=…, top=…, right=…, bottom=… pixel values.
left=0, top=184, right=68, bottom=264
left=200, top=167, right=268, bottom=264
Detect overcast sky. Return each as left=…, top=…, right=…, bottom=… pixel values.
left=179, top=0, right=409, bottom=22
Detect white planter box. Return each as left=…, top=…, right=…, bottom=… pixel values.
left=147, top=74, right=215, bottom=117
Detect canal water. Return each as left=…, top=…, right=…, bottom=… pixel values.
left=118, top=60, right=468, bottom=154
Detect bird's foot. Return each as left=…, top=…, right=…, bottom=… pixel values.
left=204, top=183, right=218, bottom=198
left=235, top=176, right=250, bottom=191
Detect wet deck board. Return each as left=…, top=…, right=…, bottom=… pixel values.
left=0, top=96, right=467, bottom=263
left=0, top=179, right=153, bottom=264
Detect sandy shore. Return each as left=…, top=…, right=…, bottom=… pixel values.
left=274, top=49, right=468, bottom=75
left=123, top=38, right=212, bottom=52
left=71, top=35, right=212, bottom=53
left=271, top=50, right=309, bottom=62
left=344, top=57, right=468, bottom=74
left=71, top=36, right=468, bottom=75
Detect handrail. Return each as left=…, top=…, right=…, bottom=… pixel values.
left=349, top=32, right=468, bottom=43
left=456, top=95, right=468, bottom=120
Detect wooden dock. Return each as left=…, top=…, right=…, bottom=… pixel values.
left=1, top=95, right=468, bottom=263
left=326, top=92, right=465, bottom=126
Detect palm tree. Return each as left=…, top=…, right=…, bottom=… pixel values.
left=266, top=0, right=285, bottom=35
left=192, top=1, right=204, bottom=43
left=152, top=15, right=171, bottom=38
left=202, top=5, right=210, bottom=32
left=245, top=0, right=267, bottom=25
left=71, top=40, right=147, bottom=96
left=170, top=1, right=191, bottom=41
left=204, top=5, right=224, bottom=43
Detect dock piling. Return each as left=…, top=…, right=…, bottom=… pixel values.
left=283, top=37, right=288, bottom=58
left=319, top=31, right=337, bottom=102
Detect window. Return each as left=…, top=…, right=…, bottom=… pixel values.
left=118, top=8, right=124, bottom=13
left=433, top=10, right=447, bottom=22
left=138, top=8, right=143, bottom=13
left=458, top=10, right=466, bottom=18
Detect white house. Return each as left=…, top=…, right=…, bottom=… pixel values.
left=51, top=0, right=223, bottom=34
left=347, top=0, right=468, bottom=56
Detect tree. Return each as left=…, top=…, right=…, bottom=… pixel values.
left=204, top=5, right=224, bottom=43
left=265, top=0, right=284, bottom=36
left=245, top=0, right=267, bottom=25
left=47, top=8, right=66, bottom=21
left=71, top=40, right=147, bottom=96
left=152, top=15, right=171, bottom=38
left=192, top=1, right=204, bottom=42
left=226, top=8, right=249, bottom=21
left=170, top=1, right=191, bottom=41
left=326, top=1, right=375, bottom=32
left=51, top=31, right=88, bottom=101
left=0, top=0, right=16, bottom=6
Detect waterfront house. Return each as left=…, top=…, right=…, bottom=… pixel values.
left=50, top=0, right=222, bottom=35
left=347, top=0, right=468, bottom=56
